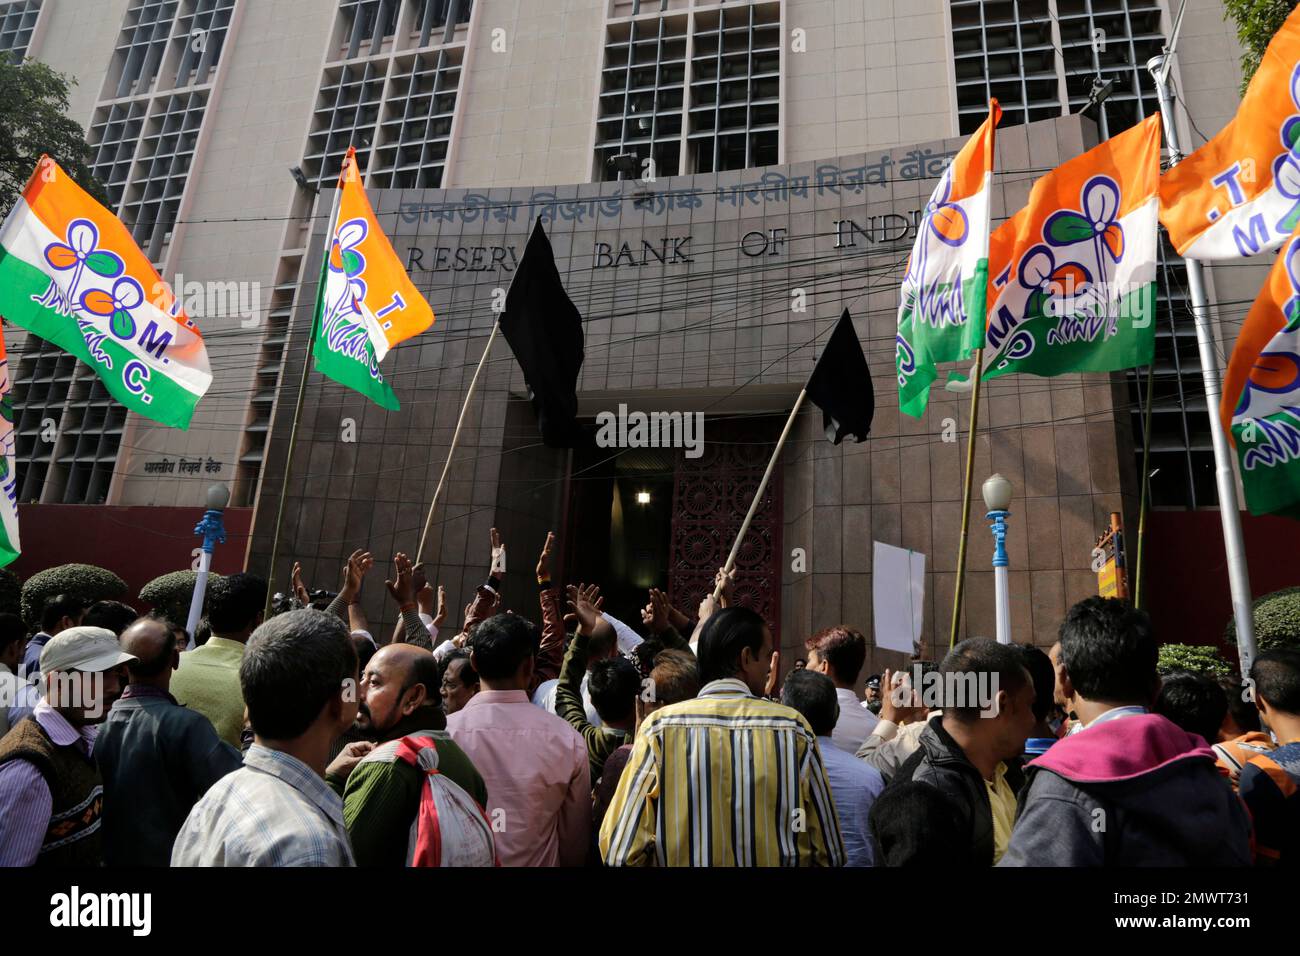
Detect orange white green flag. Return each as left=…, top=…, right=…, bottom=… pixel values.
left=0, top=156, right=211, bottom=429
left=896, top=100, right=1000, bottom=418
left=1160, top=4, right=1300, bottom=260
left=0, top=325, right=18, bottom=567
left=312, top=147, right=434, bottom=410
left=1220, top=226, right=1300, bottom=518
left=982, top=115, right=1161, bottom=381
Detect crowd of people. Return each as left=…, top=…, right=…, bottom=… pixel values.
left=0, top=526, right=1296, bottom=868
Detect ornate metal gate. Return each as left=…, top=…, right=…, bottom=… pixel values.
left=668, top=418, right=783, bottom=640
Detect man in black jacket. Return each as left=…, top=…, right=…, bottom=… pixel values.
left=869, top=638, right=1036, bottom=867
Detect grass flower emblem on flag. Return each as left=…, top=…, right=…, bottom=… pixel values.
left=311, top=147, right=435, bottom=410
left=1160, top=4, right=1300, bottom=260
left=1222, top=228, right=1300, bottom=518
left=983, top=115, right=1160, bottom=381
left=896, top=100, right=1000, bottom=418
left=0, top=156, right=211, bottom=429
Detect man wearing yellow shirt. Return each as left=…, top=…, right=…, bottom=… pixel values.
left=170, top=574, right=267, bottom=748
left=600, top=606, right=845, bottom=867
left=869, top=638, right=1036, bottom=867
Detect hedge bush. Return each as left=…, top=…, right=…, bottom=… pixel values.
left=139, top=570, right=225, bottom=626
left=0, top=567, right=21, bottom=618
left=1157, top=643, right=1233, bottom=678
left=19, top=563, right=128, bottom=627
left=1225, top=586, right=1300, bottom=653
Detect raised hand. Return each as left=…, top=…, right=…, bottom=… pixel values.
left=385, top=552, right=416, bottom=607
left=646, top=588, right=670, bottom=633
left=714, top=567, right=736, bottom=607
left=567, top=583, right=605, bottom=637
left=432, top=585, right=447, bottom=629
left=412, top=562, right=434, bottom=615
left=339, top=549, right=372, bottom=602
left=291, top=561, right=310, bottom=608
left=490, top=527, right=506, bottom=577
left=536, top=531, right=555, bottom=580
left=764, top=649, right=781, bottom=699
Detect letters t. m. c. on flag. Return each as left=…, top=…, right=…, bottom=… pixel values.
left=0, top=156, right=211, bottom=429
left=1221, top=227, right=1300, bottom=518
left=1160, top=4, right=1300, bottom=260
left=983, top=114, right=1161, bottom=381
left=896, top=100, right=1000, bottom=418
left=312, top=146, right=435, bottom=410
left=0, top=325, right=19, bottom=567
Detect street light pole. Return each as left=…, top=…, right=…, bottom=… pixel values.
left=1148, top=53, right=1258, bottom=677
left=185, top=483, right=230, bottom=648
left=983, top=474, right=1013, bottom=644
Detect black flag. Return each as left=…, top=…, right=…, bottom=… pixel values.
left=805, top=309, right=875, bottom=444
left=500, top=219, right=585, bottom=447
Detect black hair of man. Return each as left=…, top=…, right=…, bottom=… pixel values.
left=208, top=573, right=269, bottom=635
left=442, top=648, right=480, bottom=688
left=352, top=634, right=377, bottom=673
left=1016, top=644, right=1056, bottom=723
left=588, top=655, right=640, bottom=724
left=41, top=594, right=86, bottom=634
left=633, top=638, right=665, bottom=679
left=940, top=638, right=1032, bottom=721
left=83, top=600, right=139, bottom=637
left=193, top=617, right=211, bottom=648
left=805, top=625, right=868, bottom=685
left=1153, top=670, right=1228, bottom=743
left=240, top=608, right=356, bottom=740
left=696, top=606, right=767, bottom=685
left=125, top=617, right=179, bottom=679
left=1251, top=648, right=1300, bottom=715
left=468, top=613, right=540, bottom=681
left=649, top=649, right=700, bottom=705
left=0, top=612, right=25, bottom=654
left=1219, top=675, right=1262, bottom=733
left=780, top=668, right=838, bottom=738
left=1058, top=596, right=1157, bottom=705
left=587, top=626, right=616, bottom=665
left=400, top=648, right=442, bottom=704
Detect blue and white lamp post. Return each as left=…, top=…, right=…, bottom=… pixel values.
left=185, top=483, right=230, bottom=648
left=982, top=473, right=1013, bottom=645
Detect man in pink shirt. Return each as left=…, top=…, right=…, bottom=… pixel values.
left=447, top=613, right=590, bottom=866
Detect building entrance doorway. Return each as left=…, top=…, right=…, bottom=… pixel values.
left=562, top=415, right=784, bottom=640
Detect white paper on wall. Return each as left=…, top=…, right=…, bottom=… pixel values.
left=872, top=541, right=926, bottom=655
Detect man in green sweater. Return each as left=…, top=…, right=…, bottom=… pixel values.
left=327, top=643, right=487, bottom=866
left=558, top=587, right=640, bottom=785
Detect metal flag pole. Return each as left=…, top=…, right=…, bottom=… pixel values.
left=263, top=180, right=343, bottom=620
left=1148, top=51, right=1258, bottom=676
left=712, top=389, right=808, bottom=600
left=415, top=320, right=500, bottom=565
left=1133, top=363, right=1156, bottom=608
left=949, top=347, right=986, bottom=648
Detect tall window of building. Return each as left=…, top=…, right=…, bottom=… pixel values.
left=596, top=0, right=781, bottom=181
left=0, top=0, right=42, bottom=62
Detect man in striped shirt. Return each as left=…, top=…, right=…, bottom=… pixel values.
left=600, top=607, right=845, bottom=867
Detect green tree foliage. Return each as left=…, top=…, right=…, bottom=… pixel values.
left=1157, top=643, right=1233, bottom=677
left=139, top=570, right=225, bottom=626
left=0, top=58, right=108, bottom=218
left=19, top=563, right=127, bottom=627
left=1224, top=0, right=1300, bottom=93
left=1226, top=586, right=1300, bottom=651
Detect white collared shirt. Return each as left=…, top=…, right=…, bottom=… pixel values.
left=830, top=686, right=879, bottom=753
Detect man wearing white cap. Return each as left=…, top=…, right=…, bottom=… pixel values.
left=0, top=626, right=135, bottom=866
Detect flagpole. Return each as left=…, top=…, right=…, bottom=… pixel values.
left=263, top=183, right=342, bottom=620
left=1149, top=54, right=1257, bottom=676
left=415, top=321, right=500, bottom=566
left=1133, top=363, right=1155, bottom=608
left=948, top=347, right=985, bottom=648
left=712, top=389, right=807, bottom=601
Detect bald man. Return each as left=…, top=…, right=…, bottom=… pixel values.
left=95, top=615, right=242, bottom=866
left=325, top=644, right=489, bottom=866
